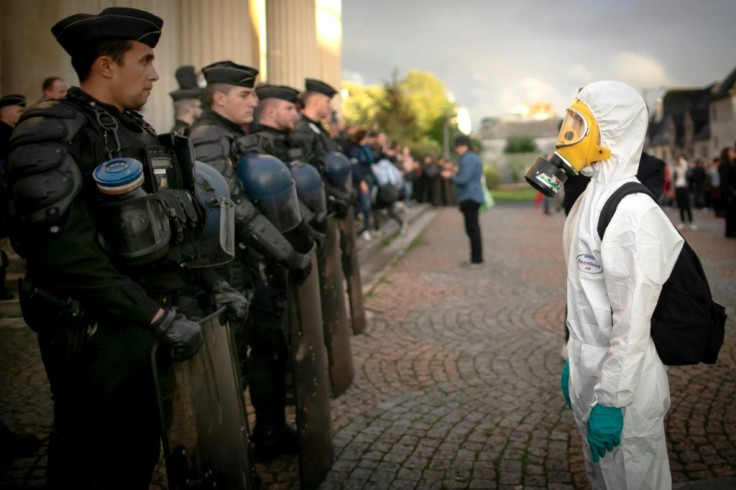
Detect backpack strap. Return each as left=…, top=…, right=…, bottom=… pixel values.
left=597, top=182, right=657, bottom=240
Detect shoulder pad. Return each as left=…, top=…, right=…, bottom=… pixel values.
left=234, top=133, right=270, bottom=156
left=10, top=100, right=87, bottom=148
left=189, top=123, right=233, bottom=163
left=6, top=101, right=86, bottom=233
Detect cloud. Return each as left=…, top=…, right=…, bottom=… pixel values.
left=566, top=64, right=595, bottom=85
left=605, top=51, right=671, bottom=90
left=342, top=69, right=365, bottom=85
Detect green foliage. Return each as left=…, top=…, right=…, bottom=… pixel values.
left=342, top=70, right=461, bottom=151
left=342, top=81, right=384, bottom=129
left=375, top=72, right=420, bottom=144
left=483, top=165, right=501, bottom=190
left=504, top=136, right=538, bottom=154
left=410, top=136, right=443, bottom=159
left=490, top=187, right=538, bottom=202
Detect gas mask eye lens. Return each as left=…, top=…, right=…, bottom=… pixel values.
left=564, top=130, right=575, bottom=141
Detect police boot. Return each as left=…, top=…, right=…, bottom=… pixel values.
left=0, top=251, right=13, bottom=300
left=251, top=423, right=298, bottom=462
left=249, top=365, right=298, bottom=461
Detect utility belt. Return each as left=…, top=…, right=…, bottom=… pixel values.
left=18, top=277, right=94, bottom=368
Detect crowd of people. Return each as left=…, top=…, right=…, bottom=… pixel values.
left=661, top=149, right=736, bottom=236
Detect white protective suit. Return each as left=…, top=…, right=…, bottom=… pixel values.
left=563, top=81, right=684, bottom=489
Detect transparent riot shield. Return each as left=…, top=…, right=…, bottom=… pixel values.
left=318, top=215, right=355, bottom=397
left=286, top=245, right=333, bottom=489
left=338, top=209, right=367, bottom=334
left=152, top=309, right=255, bottom=490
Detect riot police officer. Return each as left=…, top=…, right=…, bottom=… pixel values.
left=169, top=65, right=203, bottom=135
left=290, top=78, right=338, bottom=171
left=5, top=8, right=245, bottom=489
left=189, top=61, right=311, bottom=460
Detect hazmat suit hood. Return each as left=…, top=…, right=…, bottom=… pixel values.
left=576, top=81, right=648, bottom=184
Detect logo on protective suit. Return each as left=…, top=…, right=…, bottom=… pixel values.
left=576, top=254, right=602, bottom=274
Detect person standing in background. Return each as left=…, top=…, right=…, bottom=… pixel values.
left=673, top=153, right=696, bottom=230
left=442, top=134, right=484, bottom=266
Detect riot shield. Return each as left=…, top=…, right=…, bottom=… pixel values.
left=286, top=245, right=333, bottom=490
left=152, top=309, right=255, bottom=490
left=317, top=215, right=355, bottom=397
left=338, top=209, right=367, bottom=334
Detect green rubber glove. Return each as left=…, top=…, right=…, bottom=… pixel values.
left=561, top=360, right=571, bottom=408
left=587, top=404, right=624, bottom=463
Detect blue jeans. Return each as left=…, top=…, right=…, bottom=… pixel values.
left=354, top=189, right=372, bottom=232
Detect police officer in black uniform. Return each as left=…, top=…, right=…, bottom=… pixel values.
left=189, top=61, right=311, bottom=460
left=290, top=78, right=338, bottom=170
left=5, top=8, right=246, bottom=489
left=169, top=65, right=203, bottom=135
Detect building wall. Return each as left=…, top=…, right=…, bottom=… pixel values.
left=710, top=95, right=736, bottom=155
left=1, top=0, right=340, bottom=133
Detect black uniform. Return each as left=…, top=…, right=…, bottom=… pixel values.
left=172, top=118, right=190, bottom=135
left=190, top=108, right=306, bottom=456
left=7, top=86, right=210, bottom=488
left=290, top=114, right=335, bottom=173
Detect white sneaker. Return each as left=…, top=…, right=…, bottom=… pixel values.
left=360, top=230, right=372, bottom=241
left=690, top=224, right=698, bottom=230
left=676, top=223, right=685, bottom=230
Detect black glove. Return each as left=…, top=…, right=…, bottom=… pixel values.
left=212, top=281, right=250, bottom=324
left=328, top=195, right=349, bottom=219
left=152, top=310, right=203, bottom=361
left=310, top=229, right=326, bottom=251
left=286, top=251, right=312, bottom=285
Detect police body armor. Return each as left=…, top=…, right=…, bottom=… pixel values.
left=326, top=152, right=367, bottom=335
left=8, top=95, right=251, bottom=486
left=292, top=161, right=354, bottom=397
left=7, top=98, right=205, bottom=271
left=189, top=116, right=305, bottom=275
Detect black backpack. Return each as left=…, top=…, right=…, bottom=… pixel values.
left=597, top=182, right=727, bottom=366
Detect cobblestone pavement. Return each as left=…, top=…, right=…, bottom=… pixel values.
left=1, top=204, right=734, bottom=489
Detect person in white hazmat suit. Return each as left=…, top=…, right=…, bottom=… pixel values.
left=560, top=81, right=683, bottom=489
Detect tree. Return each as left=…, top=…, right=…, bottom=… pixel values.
left=504, top=136, right=538, bottom=154
left=374, top=71, right=419, bottom=144
left=341, top=70, right=459, bottom=150
left=341, top=81, right=384, bottom=129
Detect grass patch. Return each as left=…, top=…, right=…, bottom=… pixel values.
left=490, top=187, right=538, bottom=202
left=407, top=232, right=426, bottom=252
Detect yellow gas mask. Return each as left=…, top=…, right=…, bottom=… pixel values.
left=525, top=99, right=611, bottom=197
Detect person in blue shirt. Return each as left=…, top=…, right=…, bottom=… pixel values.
left=442, top=135, right=485, bottom=265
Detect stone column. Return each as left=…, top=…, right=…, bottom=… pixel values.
left=316, top=0, right=342, bottom=110
left=265, top=0, right=319, bottom=88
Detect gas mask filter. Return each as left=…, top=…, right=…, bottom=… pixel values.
left=525, top=99, right=611, bottom=197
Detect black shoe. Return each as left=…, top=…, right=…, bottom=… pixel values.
left=252, top=425, right=298, bottom=461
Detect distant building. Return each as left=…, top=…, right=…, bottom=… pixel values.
left=708, top=66, right=736, bottom=157
left=479, top=104, right=560, bottom=183
left=646, top=65, right=736, bottom=163
left=646, top=85, right=714, bottom=163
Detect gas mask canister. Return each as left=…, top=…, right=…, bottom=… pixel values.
left=525, top=99, right=611, bottom=197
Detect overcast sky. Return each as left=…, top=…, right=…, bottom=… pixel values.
left=341, top=0, right=736, bottom=131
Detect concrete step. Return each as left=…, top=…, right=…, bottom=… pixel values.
left=356, top=203, right=437, bottom=293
